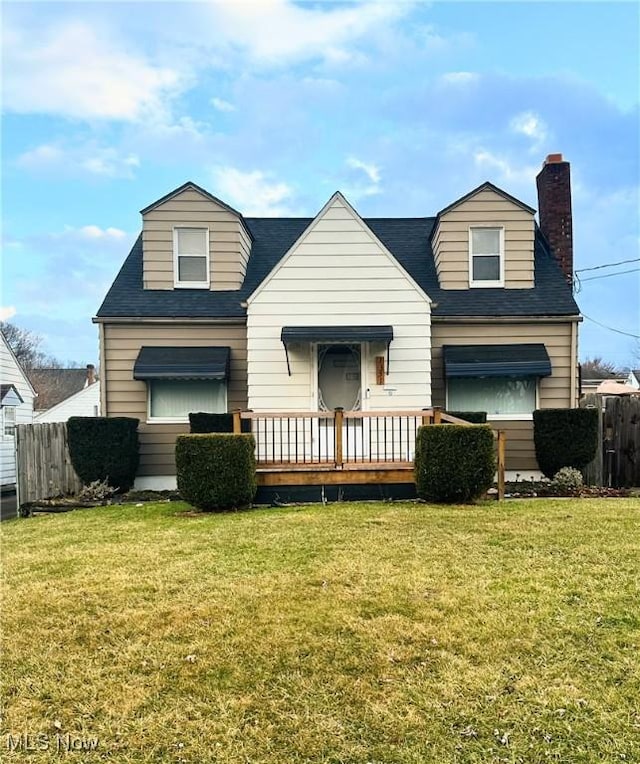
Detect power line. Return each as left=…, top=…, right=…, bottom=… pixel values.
left=575, top=257, right=640, bottom=274
left=580, top=267, right=640, bottom=283
left=581, top=312, right=640, bottom=339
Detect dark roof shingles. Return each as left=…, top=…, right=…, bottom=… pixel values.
left=28, top=368, right=89, bottom=411
left=96, top=218, right=579, bottom=319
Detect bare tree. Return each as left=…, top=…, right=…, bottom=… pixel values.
left=580, top=356, right=620, bottom=378
left=0, top=321, right=55, bottom=369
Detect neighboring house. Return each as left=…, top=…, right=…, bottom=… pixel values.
left=581, top=373, right=629, bottom=397
left=0, top=332, right=36, bottom=489
left=29, top=365, right=100, bottom=422
left=95, top=153, right=581, bottom=489
left=627, top=370, right=640, bottom=390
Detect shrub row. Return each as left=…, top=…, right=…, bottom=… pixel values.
left=414, top=424, right=495, bottom=503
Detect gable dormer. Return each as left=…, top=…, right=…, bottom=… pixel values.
left=141, top=182, right=252, bottom=291
left=431, top=182, right=535, bottom=290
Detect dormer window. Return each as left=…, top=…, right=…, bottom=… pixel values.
left=469, top=227, right=504, bottom=287
left=173, top=227, right=209, bottom=288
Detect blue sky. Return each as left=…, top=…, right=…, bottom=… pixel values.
left=2, top=0, right=639, bottom=368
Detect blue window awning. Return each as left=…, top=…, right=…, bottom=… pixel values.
left=133, top=346, right=230, bottom=380
left=443, top=344, right=552, bottom=378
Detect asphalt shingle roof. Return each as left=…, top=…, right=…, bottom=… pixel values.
left=96, top=217, right=579, bottom=319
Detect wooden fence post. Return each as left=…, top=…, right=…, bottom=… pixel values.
left=433, top=406, right=442, bottom=424
left=233, top=410, right=242, bottom=434
left=421, top=408, right=432, bottom=426
left=334, top=408, right=344, bottom=468
left=497, top=430, right=506, bottom=501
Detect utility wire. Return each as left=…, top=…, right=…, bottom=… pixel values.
left=575, top=257, right=640, bottom=274
left=580, top=267, right=640, bottom=282
left=581, top=312, right=640, bottom=339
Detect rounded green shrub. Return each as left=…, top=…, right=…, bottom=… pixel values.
left=67, top=417, right=139, bottom=491
left=176, top=433, right=257, bottom=511
left=533, top=408, right=599, bottom=478
left=414, top=424, right=495, bottom=503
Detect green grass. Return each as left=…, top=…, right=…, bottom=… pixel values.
left=1, top=499, right=639, bottom=763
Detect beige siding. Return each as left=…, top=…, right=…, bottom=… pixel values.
left=103, top=323, right=247, bottom=476
left=433, top=188, right=535, bottom=289
left=431, top=320, right=577, bottom=471
left=247, top=195, right=431, bottom=412
left=142, top=187, right=251, bottom=291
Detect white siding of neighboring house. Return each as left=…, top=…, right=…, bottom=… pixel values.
left=0, top=335, right=35, bottom=487
left=246, top=194, right=432, bottom=412
left=34, top=382, right=101, bottom=423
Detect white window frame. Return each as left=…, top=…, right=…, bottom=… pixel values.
left=445, top=377, right=539, bottom=422
left=173, top=227, right=210, bottom=289
left=146, top=379, right=228, bottom=425
left=468, top=226, right=505, bottom=288
left=3, top=406, right=17, bottom=437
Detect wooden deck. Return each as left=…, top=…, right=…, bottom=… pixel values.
left=234, top=408, right=506, bottom=498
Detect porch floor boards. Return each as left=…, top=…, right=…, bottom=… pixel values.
left=256, top=461, right=414, bottom=486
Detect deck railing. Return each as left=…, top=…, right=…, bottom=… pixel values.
left=234, top=408, right=506, bottom=499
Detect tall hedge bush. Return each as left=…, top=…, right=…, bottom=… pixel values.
left=176, top=433, right=256, bottom=511
left=414, top=424, right=495, bottom=503
left=533, top=408, right=599, bottom=478
left=67, top=417, right=139, bottom=491
left=445, top=411, right=488, bottom=424
left=189, top=412, right=251, bottom=433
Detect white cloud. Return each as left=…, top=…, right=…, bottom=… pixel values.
left=17, top=143, right=140, bottom=179
left=344, top=156, right=382, bottom=199
left=3, top=19, right=182, bottom=121
left=473, top=149, right=539, bottom=186
left=211, top=167, right=294, bottom=216
left=0, top=306, right=17, bottom=322
left=509, top=111, right=549, bottom=146
left=207, top=0, right=410, bottom=65
left=440, top=71, right=480, bottom=86
left=64, top=226, right=128, bottom=241
left=347, top=156, right=381, bottom=185
left=211, top=97, right=236, bottom=113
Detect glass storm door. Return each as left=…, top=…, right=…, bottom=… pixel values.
left=316, top=344, right=364, bottom=460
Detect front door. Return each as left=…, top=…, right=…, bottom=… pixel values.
left=316, top=343, right=364, bottom=460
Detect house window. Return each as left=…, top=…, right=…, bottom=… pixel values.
left=173, top=227, right=209, bottom=288
left=148, top=380, right=226, bottom=422
left=3, top=406, right=16, bottom=436
left=447, top=376, right=537, bottom=419
left=469, top=227, right=504, bottom=287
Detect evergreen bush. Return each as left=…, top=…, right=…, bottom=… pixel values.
left=414, top=424, right=495, bottom=503
left=67, top=417, right=139, bottom=491
left=176, top=433, right=256, bottom=511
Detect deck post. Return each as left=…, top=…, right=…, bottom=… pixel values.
left=421, top=408, right=432, bottom=426
left=334, top=408, right=344, bottom=468
left=233, top=410, right=242, bottom=434
left=433, top=406, right=442, bottom=424
left=497, top=430, right=506, bottom=500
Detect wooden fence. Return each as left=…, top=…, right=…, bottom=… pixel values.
left=16, top=423, right=83, bottom=506
left=581, top=394, right=640, bottom=487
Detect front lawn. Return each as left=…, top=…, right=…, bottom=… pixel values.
left=1, top=499, right=639, bottom=763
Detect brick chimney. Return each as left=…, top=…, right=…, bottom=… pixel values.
left=536, top=153, right=573, bottom=285
left=86, top=364, right=96, bottom=386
